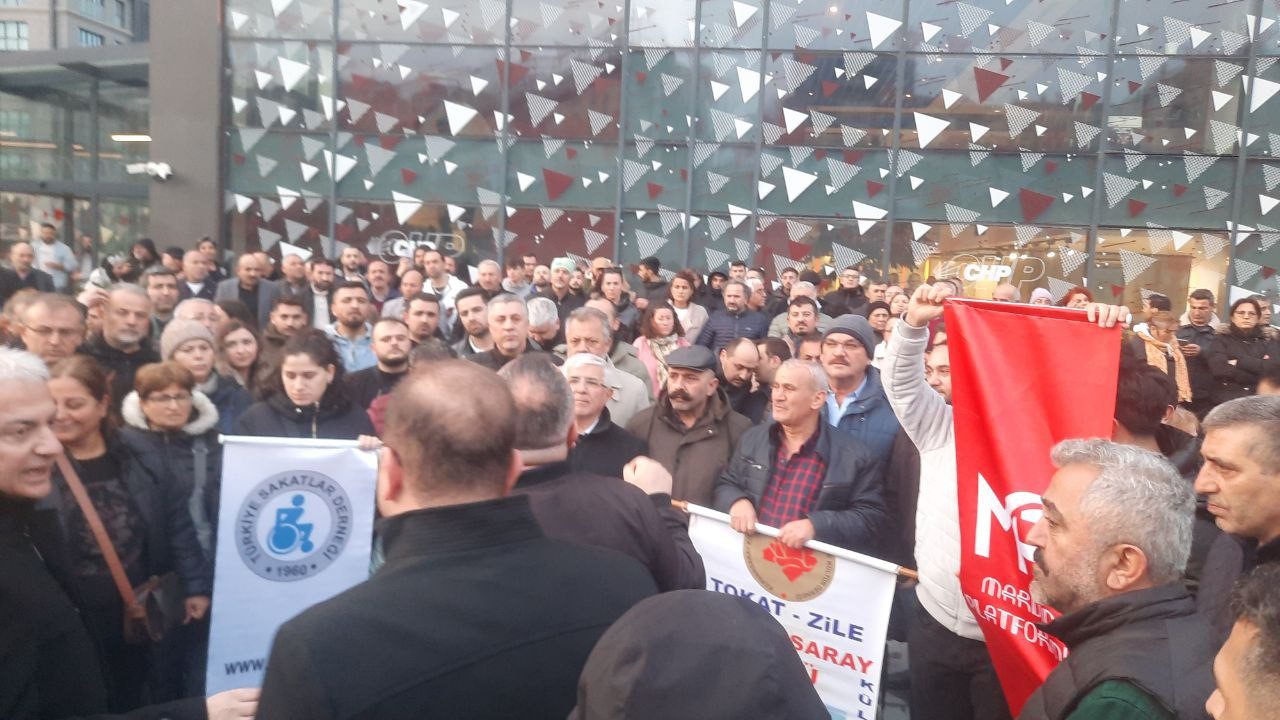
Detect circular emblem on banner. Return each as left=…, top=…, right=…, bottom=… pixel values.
left=236, top=471, right=353, bottom=582
left=743, top=534, right=837, bottom=601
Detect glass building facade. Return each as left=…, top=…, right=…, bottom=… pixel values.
left=224, top=0, right=1280, bottom=311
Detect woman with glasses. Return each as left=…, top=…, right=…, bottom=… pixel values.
left=1208, top=297, right=1280, bottom=403
left=45, top=357, right=211, bottom=709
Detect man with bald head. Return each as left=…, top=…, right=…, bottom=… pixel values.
left=215, top=253, right=282, bottom=328
left=19, top=293, right=85, bottom=365
left=8, top=242, right=55, bottom=293
left=257, top=359, right=655, bottom=718
left=78, top=283, right=160, bottom=409
left=174, top=298, right=219, bottom=334
left=179, top=249, right=217, bottom=300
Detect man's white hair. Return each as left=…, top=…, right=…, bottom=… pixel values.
left=0, top=347, right=50, bottom=382
left=527, top=296, right=559, bottom=328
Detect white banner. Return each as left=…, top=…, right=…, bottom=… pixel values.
left=206, top=436, right=378, bottom=693
left=687, top=505, right=898, bottom=720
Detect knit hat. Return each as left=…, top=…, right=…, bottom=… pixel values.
left=823, top=314, right=876, bottom=354
left=1030, top=288, right=1053, bottom=304
left=551, top=257, right=576, bottom=273
left=160, top=319, right=215, bottom=360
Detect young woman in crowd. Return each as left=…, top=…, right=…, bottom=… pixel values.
left=130, top=239, right=163, bottom=273
left=161, top=320, right=251, bottom=433
left=667, top=269, right=708, bottom=341
left=233, top=329, right=375, bottom=439
left=1208, top=296, right=1280, bottom=403
left=214, top=299, right=257, bottom=331
left=216, top=320, right=262, bottom=396
left=633, top=304, right=687, bottom=398
left=45, top=356, right=210, bottom=710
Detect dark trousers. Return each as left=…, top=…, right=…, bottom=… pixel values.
left=908, top=593, right=1011, bottom=720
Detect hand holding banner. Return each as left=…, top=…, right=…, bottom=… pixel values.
left=206, top=436, right=378, bottom=693
left=686, top=504, right=900, bottom=719
left=945, top=300, right=1121, bottom=714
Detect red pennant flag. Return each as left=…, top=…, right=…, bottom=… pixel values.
left=974, top=68, right=1010, bottom=103
left=946, top=299, right=1121, bottom=715
left=1018, top=188, right=1054, bottom=223
left=543, top=169, right=574, bottom=201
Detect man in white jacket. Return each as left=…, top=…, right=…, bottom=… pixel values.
left=883, top=284, right=1128, bottom=720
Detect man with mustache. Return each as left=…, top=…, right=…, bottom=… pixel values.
left=714, top=359, right=889, bottom=553
left=1019, top=439, right=1215, bottom=720
left=77, top=283, right=159, bottom=411
left=819, top=313, right=901, bottom=464
left=625, top=346, right=751, bottom=506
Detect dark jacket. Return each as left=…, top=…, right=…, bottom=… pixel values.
left=695, top=285, right=723, bottom=314
left=569, top=590, right=827, bottom=719
left=256, top=495, right=657, bottom=720
left=344, top=366, right=407, bottom=411
left=1153, top=424, right=1216, bottom=596
left=233, top=391, right=375, bottom=440
left=635, top=279, right=669, bottom=305
left=884, top=428, right=921, bottom=567
left=694, top=308, right=768, bottom=353
left=44, top=435, right=212, bottom=598
left=1175, top=323, right=1217, bottom=411
left=613, top=295, right=640, bottom=342
left=568, top=408, right=648, bottom=478
left=823, top=286, right=866, bottom=317
left=721, top=379, right=770, bottom=424
left=1018, top=584, right=1216, bottom=720
left=515, top=461, right=704, bottom=592
left=118, top=390, right=223, bottom=567
left=77, top=334, right=160, bottom=413
left=1206, top=325, right=1279, bottom=403
left=1196, top=536, right=1279, bottom=641
left=825, top=365, right=902, bottom=465
left=13, top=268, right=57, bottom=293
left=203, top=374, right=252, bottom=434
left=712, top=420, right=891, bottom=553
left=0, top=497, right=206, bottom=720
left=625, top=389, right=753, bottom=506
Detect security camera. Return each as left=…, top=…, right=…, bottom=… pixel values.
left=125, top=161, right=173, bottom=182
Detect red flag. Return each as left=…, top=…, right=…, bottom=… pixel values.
left=944, top=299, right=1120, bottom=714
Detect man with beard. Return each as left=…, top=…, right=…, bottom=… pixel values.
left=366, top=260, right=400, bottom=316
left=338, top=246, right=366, bottom=284
left=625, top=346, right=751, bottom=505
left=717, top=337, right=768, bottom=423
left=531, top=264, right=551, bottom=294
left=452, top=287, right=495, bottom=356
left=632, top=257, right=668, bottom=311
left=695, top=281, right=767, bottom=353
left=766, top=266, right=799, bottom=317
left=345, top=318, right=412, bottom=410
left=423, top=248, right=469, bottom=334
left=1019, top=439, right=1215, bottom=720
left=78, top=283, right=159, bottom=410
left=325, top=281, right=377, bottom=372
left=143, top=267, right=180, bottom=347
left=468, top=294, right=551, bottom=371
left=539, top=257, right=586, bottom=323
left=770, top=294, right=830, bottom=352
left=304, top=256, right=337, bottom=329
left=404, top=293, right=446, bottom=345
left=260, top=295, right=310, bottom=370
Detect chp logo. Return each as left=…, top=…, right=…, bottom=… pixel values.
left=236, top=471, right=353, bottom=582
left=743, top=535, right=836, bottom=601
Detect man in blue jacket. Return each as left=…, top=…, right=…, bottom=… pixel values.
left=820, top=313, right=901, bottom=465
left=713, top=359, right=890, bottom=553
left=695, top=280, right=768, bottom=353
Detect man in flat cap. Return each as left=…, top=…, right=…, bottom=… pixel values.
left=626, top=345, right=753, bottom=505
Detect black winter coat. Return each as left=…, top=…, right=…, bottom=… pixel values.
left=713, top=420, right=891, bottom=553
left=256, top=495, right=656, bottom=720
left=233, top=391, right=374, bottom=440
left=1206, top=326, right=1279, bottom=403
left=568, top=409, right=647, bottom=478
left=118, top=390, right=223, bottom=565
left=515, top=461, right=704, bottom=592
left=77, top=335, right=160, bottom=413
left=0, top=496, right=206, bottom=720
left=693, top=308, right=768, bottom=353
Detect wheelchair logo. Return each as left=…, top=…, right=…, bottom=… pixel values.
left=236, top=471, right=353, bottom=582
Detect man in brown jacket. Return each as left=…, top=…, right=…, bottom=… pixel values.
left=626, top=346, right=753, bottom=505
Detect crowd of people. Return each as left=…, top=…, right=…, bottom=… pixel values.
left=1, top=230, right=1278, bottom=720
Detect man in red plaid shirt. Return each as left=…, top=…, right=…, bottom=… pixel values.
left=713, top=359, right=890, bottom=553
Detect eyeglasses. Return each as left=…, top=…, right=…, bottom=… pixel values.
left=146, top=393, right=191, bottom=406
left=23, top=325, right=81, bottom=339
